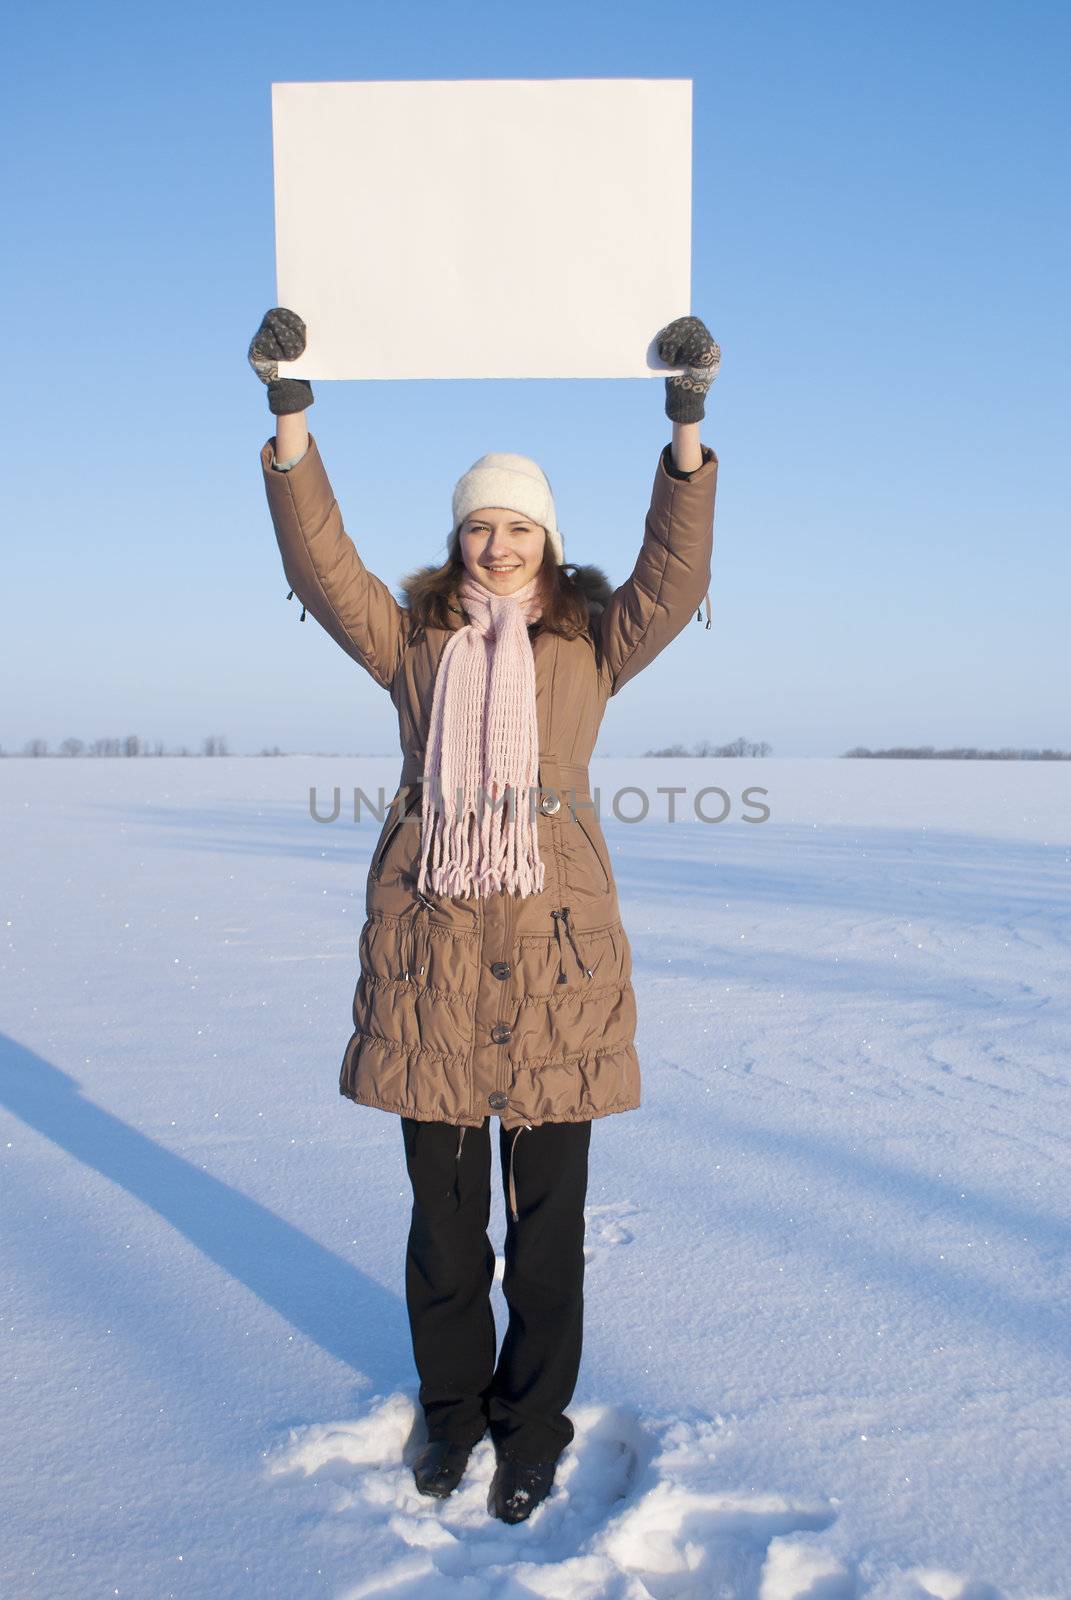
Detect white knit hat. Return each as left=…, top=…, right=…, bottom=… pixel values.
left=451, top=452, right=564, bottom=566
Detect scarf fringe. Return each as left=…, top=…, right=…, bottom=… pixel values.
left=421, top=787, right=547, bottom=898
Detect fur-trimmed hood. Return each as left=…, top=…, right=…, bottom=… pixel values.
left=398, top=562, right=614, bottom=623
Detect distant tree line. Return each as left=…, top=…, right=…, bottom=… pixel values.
left=643, top=735, right=773, bottom=757
left=1, top=735, right=240, bottom=758
left=7, top=733, right=1066, bottom=762
left=843, top=744, right=1071, bottom=760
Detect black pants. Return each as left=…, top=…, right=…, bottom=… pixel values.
left=400, top=1114, right=592, bottom=1465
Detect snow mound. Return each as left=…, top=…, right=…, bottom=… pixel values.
left=266, top=1393, right=1034, bottom=1599
left=266, top=1390, right=847, bottom=1598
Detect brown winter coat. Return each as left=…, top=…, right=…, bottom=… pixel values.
left=259, top=430, right=718, bottom=1134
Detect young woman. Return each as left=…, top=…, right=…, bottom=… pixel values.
left=249, top=306, right=720, bottom=1523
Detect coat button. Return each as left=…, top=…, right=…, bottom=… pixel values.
left=490, top=1022, right=512, bottom=1044
left=539, top=793, right=562, bottom=816
left=491, top=961, right=511, bottom=980
left=488, top=1091, right=508, bottom=1110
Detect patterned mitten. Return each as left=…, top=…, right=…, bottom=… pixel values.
left=656, top=315, right=722, bottom=423
left=247, top=307, right=315, bottom=415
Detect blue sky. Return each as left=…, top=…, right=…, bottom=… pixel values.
left=5, top=0, right=1068, bottom=757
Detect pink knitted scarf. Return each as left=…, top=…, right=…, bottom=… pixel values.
left=416, top=570, right=545, bottom=899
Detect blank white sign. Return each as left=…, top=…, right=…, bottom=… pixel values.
left=271, top=78, right=692, bottom=381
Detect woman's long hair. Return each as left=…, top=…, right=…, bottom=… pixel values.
left=400, top=527, right=595, bottom=640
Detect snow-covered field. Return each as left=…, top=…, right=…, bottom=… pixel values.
left=1, top=755, right=1068, bottom=1600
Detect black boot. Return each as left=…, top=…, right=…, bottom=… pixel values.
left=412, top=1437, right=480, bottom=1498
left=488, top=1454, right=559, bottom=1523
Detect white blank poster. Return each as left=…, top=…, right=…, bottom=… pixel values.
left=271, top=78, right=692, bottom=381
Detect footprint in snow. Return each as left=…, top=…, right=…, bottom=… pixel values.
left=584, top=1200, right=641, bottom=1260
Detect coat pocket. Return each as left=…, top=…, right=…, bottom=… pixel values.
left=562, top=808, right=612, bottom=895
left=370, top=810, right=407, bottom=881
left=517, top=915, right=620, bottom=996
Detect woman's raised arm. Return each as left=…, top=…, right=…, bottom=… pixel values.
left=598, top=317, right=721, bottom=696
left=249, top=308, right=405, bottom=689
left=598, top=437, right=718, bottom=696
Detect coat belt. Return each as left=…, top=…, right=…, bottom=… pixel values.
left=393, top=754, right=593, bottom=809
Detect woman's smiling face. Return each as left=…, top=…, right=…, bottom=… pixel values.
left=459, top=509, right=547, bottom=596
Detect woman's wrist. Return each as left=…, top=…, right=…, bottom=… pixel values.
left=275, top=410, right=309, bottom=463
left=670, top=420, right=703, bottom=474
